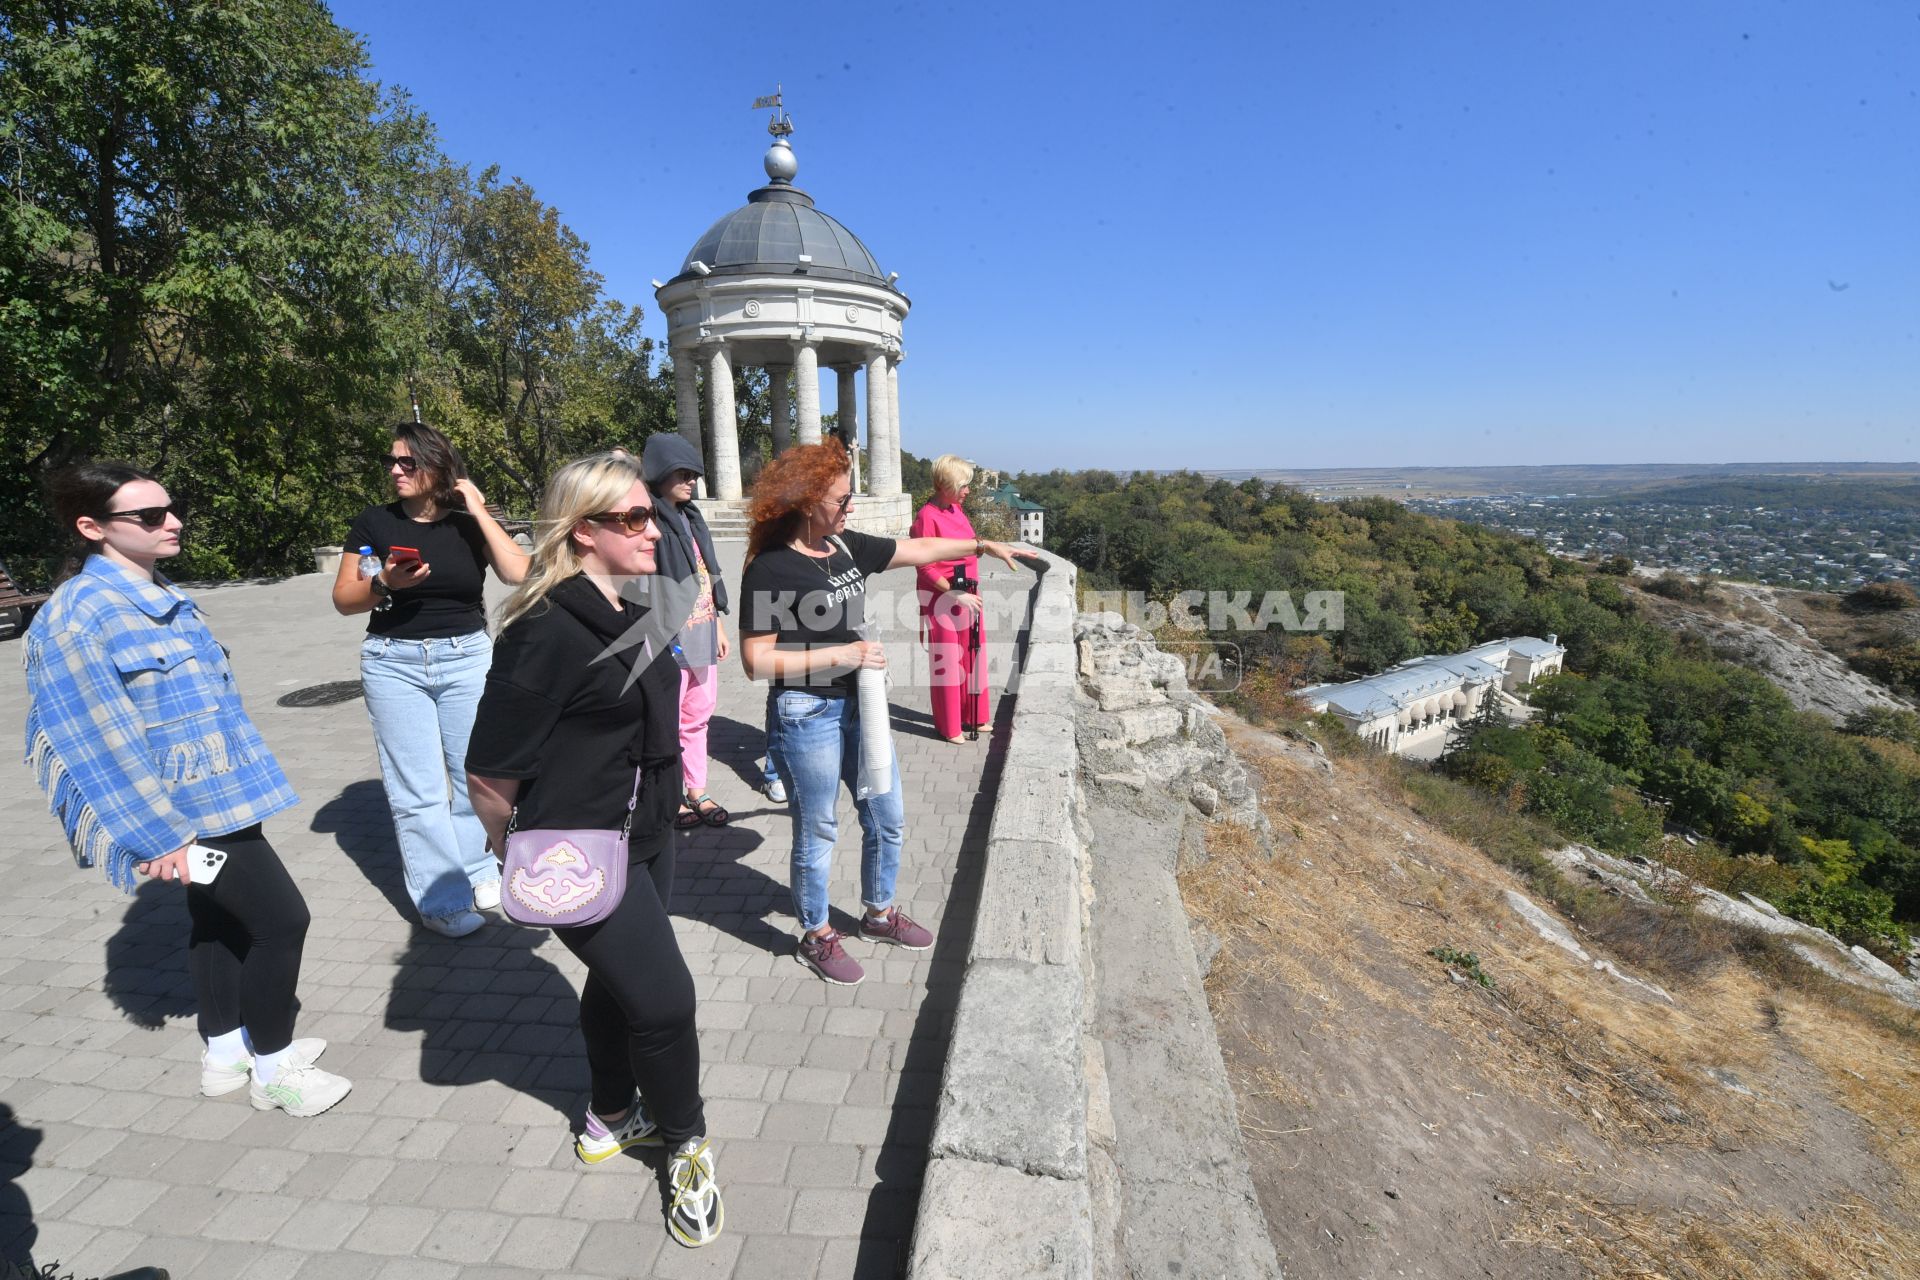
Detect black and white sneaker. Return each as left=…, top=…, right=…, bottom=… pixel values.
left=667, top=1136, right=724, bottom=1248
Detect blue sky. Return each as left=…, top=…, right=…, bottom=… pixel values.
left=329, top=0, right=1919, bottom=473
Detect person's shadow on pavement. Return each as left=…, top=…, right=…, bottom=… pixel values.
left=0, top=1103, right=42, bottom=1271
left=313, top=781, right=584, bottom=1125
left=100, top=882, right=198, bottom=1030
left=666, top=819, right=806, bottom=957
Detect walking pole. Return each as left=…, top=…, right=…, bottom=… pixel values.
left=964, top=589, right=982, bottom=741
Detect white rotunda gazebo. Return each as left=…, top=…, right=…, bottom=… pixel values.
left=654, top=118, right=913, bottom=535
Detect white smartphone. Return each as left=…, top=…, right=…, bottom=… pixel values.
left=187, top=843, right=230, bottom=886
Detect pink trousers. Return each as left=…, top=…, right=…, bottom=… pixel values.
left=924, top=612, right=990, bottom=739
left=679, top=664, right=718, bottom=794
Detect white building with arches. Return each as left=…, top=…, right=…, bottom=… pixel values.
left=1294, top=635, right=1566, bottom=761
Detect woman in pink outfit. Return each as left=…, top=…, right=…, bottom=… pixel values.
left=910, top=455, right=991, bottom=742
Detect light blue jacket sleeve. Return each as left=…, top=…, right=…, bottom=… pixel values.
left=24, top=624, right=197, bottom=885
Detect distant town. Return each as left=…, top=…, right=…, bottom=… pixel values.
left=1405, top=482, right=1920, bottom=590
left=1184, top=464, right=1920, bottom=591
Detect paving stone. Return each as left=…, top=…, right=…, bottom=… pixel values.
left=570, top=1219, right=666, bottom=1277
left=202, top=1192, right=303, bottom=1243
left=0, top=556, right=1012, bottom=1277
left=345, top=1203, right=440, bottom=1256
left=272, top=1197, right=372, bottom=1251
left=787, top=1186, right=871, bottom=1237
left=732, top=1231, right=825, bottom=1279
left=491, top=1214, right=590, bottom=1270
left=642, top=1230, right=743, bottom=1278
left=419, top=1208, right=515, bottom=1264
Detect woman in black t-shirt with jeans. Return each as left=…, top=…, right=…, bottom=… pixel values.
left=737, top=439, right=1037, bottom=986
left=330, top=422, right=527, bottom=937
left=466, top=451, right=722, bottom=1250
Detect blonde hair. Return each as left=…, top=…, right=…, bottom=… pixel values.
left=494, top=452, right=645, bottom=632
left=931, top=453, right=974, bottom=498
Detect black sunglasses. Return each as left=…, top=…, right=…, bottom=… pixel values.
left=380, top=453, right=420, bottom=474
left=584, top=506, right=658, bottom=533
left=105, top=504, right=183, bottom=529
left=825, top=492, right=854, bottom=511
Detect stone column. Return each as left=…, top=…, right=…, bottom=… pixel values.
left=793, top=342, right=822, bottom=446
left=865, top=348, right=897, bottom=496
left=706, top=345, right=741, bottom=500
left=836, top=365, right=859, bottom=450
left=671, top=345, right=706, bottom=498
left=887, top=355, right=902, bottom=495
left=672, top=344, right=702, bottom=453
left=835, top=365, right=862, bottom=490
left=768, top=365, right=792, bottom=455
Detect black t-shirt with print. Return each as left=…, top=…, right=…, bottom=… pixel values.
left=344, top=503, right=492, bottom=639
left=738, top=529, right=897, bottom=695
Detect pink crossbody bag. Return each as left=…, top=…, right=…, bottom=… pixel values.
left=500, top=768, right=642, bottom=928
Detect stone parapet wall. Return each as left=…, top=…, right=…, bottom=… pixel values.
left=909, top=549, right=1095, bottom=1278
left=909, top=569, right=1282, bottom=1278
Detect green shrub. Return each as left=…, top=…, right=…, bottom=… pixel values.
left=1646, top=572, right=1718, bottom=604
left=1777, top=881, right=1911, bottom=953
left=1846, top=581, right=1918, bottom=612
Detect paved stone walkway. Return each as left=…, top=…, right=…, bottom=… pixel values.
left=0, top=546, right=1017, bottom=1279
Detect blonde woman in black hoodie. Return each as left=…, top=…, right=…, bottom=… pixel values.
left=466, top=451, right=722, bottom=1249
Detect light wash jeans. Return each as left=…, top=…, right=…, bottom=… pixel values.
left=761, top=703, right=781, bottom=788
left=770, top=687, right=905, bottom=934
left=359, top=632, right=499, bottom=922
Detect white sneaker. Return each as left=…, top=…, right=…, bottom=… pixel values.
left=249, top=1062, right=353, bottom=1117
left=667, top=1136, right=724, bottom=1248
left=421, top=909, right=485, bottom=938
left=473, top=879, right=502, bottom=912
left=201, top=1037, right=327, bottom=1097
left=575, top=1092, right=663, bottom=1164
left=765, top=776, right=787, bottom=804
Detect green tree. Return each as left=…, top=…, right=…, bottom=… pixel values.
left=2, top=0, right=432, bottom=577
left=449, top=167, right=603, bottom=505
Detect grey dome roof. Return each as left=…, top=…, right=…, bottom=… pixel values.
left=678, top=184, right=886, bottom=285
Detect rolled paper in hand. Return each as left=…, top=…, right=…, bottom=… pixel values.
left=856, top=664, right=894, bottom=800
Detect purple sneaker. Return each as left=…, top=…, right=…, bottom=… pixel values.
left=860, top=907, right=933, bottom=951
left=797, top=928, right=866, bottom=985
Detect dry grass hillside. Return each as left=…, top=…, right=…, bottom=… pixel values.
left=1186, top=715, right=1920, bottom=1280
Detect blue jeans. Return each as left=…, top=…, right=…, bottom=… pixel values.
left=761, top=706, right=781, bottom=787
left=360, top=632, right=499, bottom=921
left=770, top=688, right=905, bottom=934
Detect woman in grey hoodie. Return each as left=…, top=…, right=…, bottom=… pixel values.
left=642, top=435, right=734, bottom=827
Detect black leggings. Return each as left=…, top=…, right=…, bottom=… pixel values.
left=186, top=825, right=312, bottom=1055
left=553, top=831, right=705, bottom=1144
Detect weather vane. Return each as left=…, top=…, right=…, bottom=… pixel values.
left=752, top=85, right=793, bottom=137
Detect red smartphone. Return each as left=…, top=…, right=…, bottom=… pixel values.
left=389, top=545, right=421, bottom=565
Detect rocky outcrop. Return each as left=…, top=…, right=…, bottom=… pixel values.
left=1548, top=843, right=1920, bottom=1010
left=1642, top=581, right=1911, bottom=722
left=1502, top=888, right=1675, bottom=1004
left=1072, top=612, right=1268, bottom=840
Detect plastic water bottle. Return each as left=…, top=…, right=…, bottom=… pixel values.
left=358, top=546, right=391, bottom=612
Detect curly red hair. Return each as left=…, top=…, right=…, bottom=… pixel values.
left=746, top=438, right=851, bottom=561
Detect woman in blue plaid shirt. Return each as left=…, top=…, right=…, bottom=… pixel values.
left=23, top=463, right=352, bottom=1119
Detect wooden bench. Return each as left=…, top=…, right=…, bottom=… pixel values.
left=484, top=502, right=534, bottom=541
left=0, top=556, right=51, bottom=641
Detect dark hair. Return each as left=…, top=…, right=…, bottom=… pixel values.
left=48, top=461, right=160, bottom=584
left=392, top=421, right=467, bottom=509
